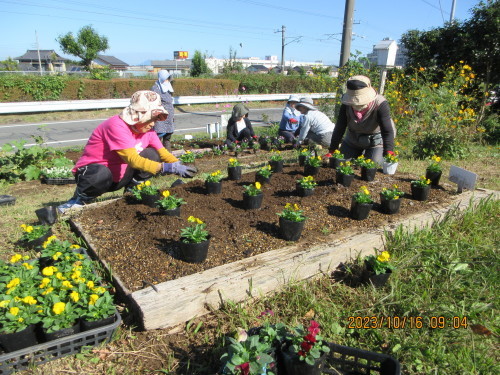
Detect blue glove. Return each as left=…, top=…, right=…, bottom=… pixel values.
left=161, top=162, right=197, bottom=178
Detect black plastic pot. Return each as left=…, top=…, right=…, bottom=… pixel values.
left=296, top=184, right=315, bottom=197
left=411, top=184, right=430, bottom=201
left=227, top=166, right=242, bottom=180
left=35, top=206, right=58, bottom=225
left=279, top=217, right=305, bottom=241
left=304, top=164, right=320, bottom=176
left=141, top=193, right=160, bottom=208
left=158, top=205, right=181, bottom=217
left=336, top=172, right=354, bottom=187
left=298, top=154, right=307, bottom=166
left=0, top=194, right=16, bottom=206
left=205, top=181, right=222, bottom=194
left=80, top=315, right=116, bottom=331
left=380, top=195, right=402, bottom=214
left=256, top=173, right=272, bottom=184
left=243, top=193, right=263, bottom=209
left=425, top=169, right=442, bottom=186
left=0, top=324, right=38, bottom=353
left=329, top=157, right=346, bottom=169
left=363, top=268, right=393, bottom=287
left=21, top=228, right=53, bottom=250
left=43, top=321, right=81, bottom=342
left=350, top=198, right=373, bottom=220
left=178, top=237, right=210, bottom=263
left=280, top=347, right=327, bottom=375
left=361, top=167, right=377, bottom=181
left=269, top=160, right=284, bottom=173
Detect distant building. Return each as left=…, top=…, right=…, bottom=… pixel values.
left=366, top=38, right=407, bottom=68
left=93, top=55, right=129, bottom=70
left=246, top=64, right=269, bottom=74
left=15, top=50, right=68, bottom=72
left=150, top=59, right=192, bottom=76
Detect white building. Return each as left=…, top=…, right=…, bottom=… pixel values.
left=366, top=38, right=407, bottom=68
left=205, top=55, right=325, bottom=74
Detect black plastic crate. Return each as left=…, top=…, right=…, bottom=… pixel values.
left=322, top=342, right=400, bottom=375
left=41, top=178, right=76, bottom=185
left=0, top=311, right=121, bottom=375
left=0, top=195, right=15, bottom=206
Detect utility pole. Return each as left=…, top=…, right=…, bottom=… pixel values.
left=35, top=30, right=43, bottom=76
left=281, top=25, right=285, bottom=75
left=339, top=0, right=355, bottom=67
left=449, top=0, right=457, bottom=23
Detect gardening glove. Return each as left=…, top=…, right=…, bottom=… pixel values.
left=161, top=162, right=197, bottom=178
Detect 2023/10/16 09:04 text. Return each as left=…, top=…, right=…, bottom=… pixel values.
left=347, top=316, right=468, bottom=329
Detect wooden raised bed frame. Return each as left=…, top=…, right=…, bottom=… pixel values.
left=70, top=189, right=496, bottom=331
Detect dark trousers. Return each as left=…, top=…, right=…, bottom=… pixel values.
left=340, top=142, right=384, bottom=166
left=278, top=129, right=299, bottom=143
left=225, top=128, right=253, bottom=146
left=73, top=148, right=160, bottom=201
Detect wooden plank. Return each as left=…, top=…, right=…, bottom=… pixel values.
left=126, top=189, right=496, bottom=330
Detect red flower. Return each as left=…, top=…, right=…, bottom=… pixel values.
left=235, top=362, right=250, bottom=375
left=387, top=150, right=394, bottom=155
left=308, top=320, right=321, bottom=336
left=325, top=153, right=332, bottom=158
left=301, top=341, right=313, bottom=352
left=304, top=333, right=316, bottom=343
left=298, top=350, right=306, bottom=357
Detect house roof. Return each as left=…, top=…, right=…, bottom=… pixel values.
left=95, top=55, right=129, bottom=67
left=246, top=64, right=269, bottom=71
left=15, top=50, right=67, bottom=62
left=373, top=39, right=396, bottom=50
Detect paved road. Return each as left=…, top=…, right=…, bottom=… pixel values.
left=0, top=107, right=283, bottom=148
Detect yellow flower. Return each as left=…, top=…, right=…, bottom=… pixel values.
left=70, top=244, right=80, bottom=249
left=187, top=216, right=204, bottom=224
left=419, top=67, right=425, bottom=71
left=42, top=287, right=54, bottom=295
left=42, top=266, right=57, bottom=276
left=70, top=291, right=80, bottom=302
left=285, top=203, right=292, bottom=209
left=137, top=184, right=143, bottom=190
left=18, top=318, right=24, bottom=323
left=361, top=186, right=370, bottom=195
left=9, top=307, right=19, bottom=316
left=144, top=180, right=151, bottom=186
left=22, top=262, right=34, bottom=270
left=52, top=251, right=63, bottom=260
left=6, top=278, right=20, bottom=289
left=10, top=254, right=23, bottom=263
left=89, top=294, right=99, bottom=305
left=39, top=278, right=50, bottom=288
left=333, top=149, right=340, bottom=154
left=162, top=190, right=171, bottom=198
left=62, top=281, right=74, bottom=289
left=255, top=182, right=261, bottom=190
left=22, top=296, right=37, bottom=305
left=377, top=251, right=391, bottom=263
left=56, top=272, right=65, bottom=280
left=293, top=204, right=300, bottom=211
left=93, top=286, right=106, bottom=294
left=0, top=300, right=10, bottom=308
left=87, top=280, right=95, bottom=289
left=52, top=302, right=66, bottom=315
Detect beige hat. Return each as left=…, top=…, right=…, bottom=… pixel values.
left=296, top=96, right=316, bottom=110
left=120, top=90, right=168, bottom=126
left=288, top=94, right=300, bottom=103
left=341, top=75, right=377, bottom=106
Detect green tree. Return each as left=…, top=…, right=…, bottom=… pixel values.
left=221, top=47, right=244, bottom=74
left=0, top=57, right=19, bottom=71
left=190, top=50, right=211, bottom=77
left=57, top=25, right=109, bottom=71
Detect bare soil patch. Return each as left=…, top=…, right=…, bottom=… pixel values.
left=74, top=160, right=456, bottom=293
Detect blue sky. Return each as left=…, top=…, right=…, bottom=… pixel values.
left=0, top=0, right=481, bottom=66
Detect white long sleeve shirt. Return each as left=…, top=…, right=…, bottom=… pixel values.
left=297, top=110, right=335, bottom=142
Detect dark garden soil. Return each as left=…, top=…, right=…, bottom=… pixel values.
left=73, top=154, right=457, bottom=293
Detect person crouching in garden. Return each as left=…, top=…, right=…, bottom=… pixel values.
left=225, top=103, right=256, bottom=147
left=151, top=70, right=175, bottom=151
left=295, top=97, right=335, bottom=148
left=278, top=94, right=302, bottom=143
left=328, top=75, right=396, bottom=165
left=57, top=90, right=197, bottom=214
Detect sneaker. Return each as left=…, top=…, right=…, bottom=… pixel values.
left=57, top=197, right=84, bottom=214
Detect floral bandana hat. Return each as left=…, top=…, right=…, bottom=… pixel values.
left=120, top=90, right=168, bottom=126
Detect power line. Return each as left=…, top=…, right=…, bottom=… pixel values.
left=234, top=0, right=343, bottom=19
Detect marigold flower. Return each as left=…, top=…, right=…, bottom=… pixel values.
left=89, top=294, right=99, bottom=305
left=144, top=180, right=151, bottom=186
left=22, top=296, right=37, bottom=305
left=87, top=280, right=95, bottom=289
left=52, top=251, right=63, bottom=260
left=53, top=302, right=66, bottom=315
left=62, top=281, right=74, bottom=289
left=9, top=307, right=20, bottom=316
left=187, top=216, right=203, bottom=224
left=162, top=190, right=171, bottom=198
left=42, top=266, right=57, bottom=276
left=42, top=287, right=54, bottom=295
left=255, top=182, right=261, bottom=190
left=22, top=262, right=34, bottom=270
left=70, top=291, right=80, bottom=302
left=10, top=254, right=23, bottom=263
left=377, top=251, right=391, bottom=262
left=39, top=278, right=50, bottom=288
left=6, top=278, right=20, bottom=289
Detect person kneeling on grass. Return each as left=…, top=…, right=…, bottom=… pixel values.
left=57, top=90, right=197, bottom=214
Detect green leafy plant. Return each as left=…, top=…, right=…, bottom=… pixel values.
left=380, top=185, right=405, bottom=200
left=240, top=141, right=249, bottom=150
left=269, top=150, right=283, bottom=162
left=384, top=150, right=399, bottom=163
left=19, top=224, right=51, bottom=242
left=277, top=203, right=306, bottom=222
left=286, top=320, right=330, bottom=366
left=179, top=150, right=196, bottom=163
left=364, top=251, right=394, bottom=275
left=228, top=158, right=241, bottom=167
left=156, top=190, right=186, bottom=210
left=305, top=155, right=322, bottom=167
left=205, top=170, right=223, bottom=183
left=336, top=161, right=354, bottom=175
left=297, top=148, right=311, bottom=157
left=297, top=176, right=317, bottom=189
left=180, top=216, right=209, bottom=243
left=41, top=166, right=74, bottom=179
left=257, top=165, right=272, bottom=178
left=39, top=295, right=80, bottom=333
left=353, top=155, right=376, bottom=168
left=329, top=149, right=344, bottom=159
left=212, top=146, right=223, bottom=156
left=131, top=180, right=158, bottom=200
left=411, top=175, right=431, bottom=187
left=427, top=155, right=443, bottom=172
left=243, top=182, right=262, bottom=196
left=352, top=186, right=373, bottom=204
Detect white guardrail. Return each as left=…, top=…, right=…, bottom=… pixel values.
left=0, top=93, right=334, bottom=114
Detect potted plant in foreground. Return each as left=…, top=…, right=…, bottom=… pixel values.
left=411, top=175, right=431, bottom=201
left=296, top=176, right=317, bottom=197
left=350, top=186, right=374, bottom=220
left=328, top=149, right=346, bottom=169
left=354, top=155, right=377, bottom=181
left=178, top=150, right=196, bottom=165
left=269, top=150, right=284, bottom=172
left=277, top=203, right=306, bottom=241
left=156, top=190, right=186, bottom=216
left=256, top=165, right=273, bottom=184
left=425, top=155, right=443, bottom=186
left=304, top=155, right=322, bottom=176
left=243, top=182, right=263, bottom=209
left=205, top=170, right=223, bottom=194
left=380, top=184, right=405, bottom=214
left=178, top=216, right=210, bottom=263
left=297, top=148, right=310, bottom=166
left=382, top=150, right=399, bottom=175
left=280, top=320, right=330, bottom=375
left=130, top=180, right=160, bottom=207
left=19, top=223, right=52, bottom=249
left=227, top=158, right=242, bottom=180
left=335, top=162, right=355, bottom=187
left=363, top=250, right=394, bottom=287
